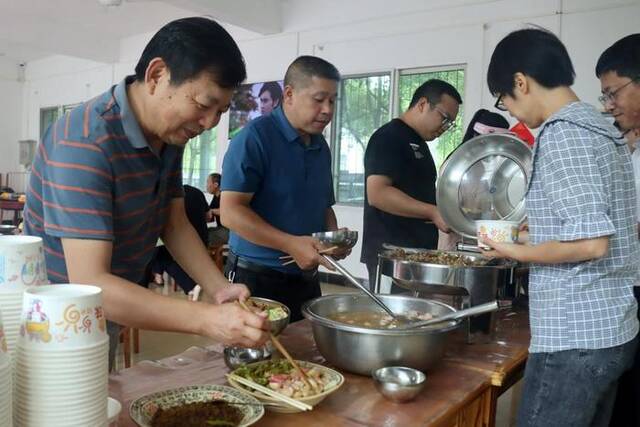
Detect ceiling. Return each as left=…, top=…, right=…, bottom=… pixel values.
left=0, top=0, right=281, bottom=65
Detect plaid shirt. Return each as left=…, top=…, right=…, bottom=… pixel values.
left=526, top=102, right=639, bottom=353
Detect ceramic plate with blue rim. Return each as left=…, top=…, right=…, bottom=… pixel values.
left=129, top=384, right=264, bottom=427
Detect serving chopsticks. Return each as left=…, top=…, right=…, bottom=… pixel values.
left=279, top=246, right=339, bottom=266
left=226, top=373, right=313, bottom=411
left=237, top=300, right=319, bottom=393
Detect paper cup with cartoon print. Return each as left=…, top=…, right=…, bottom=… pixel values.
left=0, top=236, right=48, bottom=292
left=0, top=308, right=8, bottom=364
left=476, top=220, right=520, bottom=250
left=18, top=284, right=107, bottom=350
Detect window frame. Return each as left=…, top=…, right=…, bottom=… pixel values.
left=330, top=71, right=393, bottom=206
left=330, top=64, right=466, bottom=207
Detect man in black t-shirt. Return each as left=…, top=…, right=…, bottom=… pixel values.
left=206, top=172, right=229, bottom=245
left=152, top=185, right=209, bottom=293
left=361, top=79, right=462, bottom=291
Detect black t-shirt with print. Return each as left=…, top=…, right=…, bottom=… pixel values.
left=361, top=118, right=439, bottom=263
left=209, top=194, right=220, bottom=226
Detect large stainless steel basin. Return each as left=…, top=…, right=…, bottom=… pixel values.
left=301, top=294, right=461, bottom=376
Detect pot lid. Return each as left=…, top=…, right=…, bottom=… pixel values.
left=436, top=133, right=532, bottom=238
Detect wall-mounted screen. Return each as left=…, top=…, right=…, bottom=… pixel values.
left=228, top=80, right=284, bottom=138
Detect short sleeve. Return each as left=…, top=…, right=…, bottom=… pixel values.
left=537, top=122, right=615, bottom=241
left=167, top=148, right=185, bottom=199
left=365, top=131, right=404, bottom=182
left=41, top=140, right=114, bottom=240
left=327, top=174, right=336, bottom=207
left=221, top=129, right=265, bottom=193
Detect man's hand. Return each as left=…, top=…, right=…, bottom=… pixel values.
left=322, top=228, right=351, bottom=260
left=284, top=236, right=334, bottom=270
left=201, top=303, right=270, bottom=348
left=431, top=208, right=451, bottom=233
left=206, top=210, right=214, bottom=222
left=328, top=246, right=351, bottom=260
left=211, top=283, right=251, bottom=304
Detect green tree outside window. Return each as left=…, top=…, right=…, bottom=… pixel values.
left=332, top=74, right=391, bottom=204
left=182, top=128, right=217, bottom=190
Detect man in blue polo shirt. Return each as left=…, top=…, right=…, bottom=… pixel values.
left=221, top=56, right=347, bottom=321
left=24, top=17, right=269, bottom=369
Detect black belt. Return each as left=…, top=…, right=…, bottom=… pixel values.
left=226, top=252, right=318, bottom=280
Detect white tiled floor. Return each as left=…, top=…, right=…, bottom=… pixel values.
left=114, top=282, right=520, bottom=426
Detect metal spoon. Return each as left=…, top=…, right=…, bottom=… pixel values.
left=397, top=301, right=499, bottom=329
left=321, top=255, right=412, bottom=324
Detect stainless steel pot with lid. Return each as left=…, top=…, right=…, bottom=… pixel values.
left=436, top=133, right=532, bottom=239
left=375, top=246, right=515, bottom=343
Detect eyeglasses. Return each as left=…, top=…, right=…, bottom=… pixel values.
left=434, top=106, right=456, bottom=132
left=599, top=78, right=637, bottom=106
left=494, top=94, right=507, bottom=111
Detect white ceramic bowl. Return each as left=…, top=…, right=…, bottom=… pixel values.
left=0, top=235, right=48, bottom=291
left=108, top=397, right=122, bottom=426
left=18, top=284, right=107, bottom=349
left=476, top=220, right=520, bottom=249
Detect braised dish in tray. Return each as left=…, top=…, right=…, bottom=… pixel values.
left=388, top=249, right=489, bottom=267
left=150, top=401, right=243, bottom=427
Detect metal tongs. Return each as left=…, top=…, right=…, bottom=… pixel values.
left=394, top=301, right=499, bottom=329
left=313, top=231, right=414, bottom=324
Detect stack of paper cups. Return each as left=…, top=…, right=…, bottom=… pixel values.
left=14, top=284, right=108, bottom=427
left=0, top=308, right=12, bottom=426
left=0, top=236, right=48, bottom=358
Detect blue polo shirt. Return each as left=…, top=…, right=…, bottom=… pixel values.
left=24, top=76, right=184, bottom=284
left=221, top=106, right=335, bottom=272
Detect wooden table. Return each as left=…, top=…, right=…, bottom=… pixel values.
left=0, top=198, right=25, bottom=225
left=109, top=306, right=529, bottom=427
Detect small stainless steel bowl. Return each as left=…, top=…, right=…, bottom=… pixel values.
left=372, top=366, right=427, bottom=403
left=249, top=297, right=290, bottom=336
left=223, top=346, right=270, bottom=370
left=0, top=224, right=17, bottom=235
left=312, top=230, right=358, bottom=250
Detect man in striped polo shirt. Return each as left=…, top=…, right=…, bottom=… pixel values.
left=23, top=17, right=269, bottom=369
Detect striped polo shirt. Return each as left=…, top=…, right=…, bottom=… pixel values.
left=24, top=76, right=184, bottom=284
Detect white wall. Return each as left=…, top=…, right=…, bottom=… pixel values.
left=0, top=58, right=23, bottom=177
left=6, top=0, right=640, bottom=277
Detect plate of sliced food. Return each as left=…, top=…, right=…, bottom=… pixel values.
left=227, top=359, right=344, bottom=413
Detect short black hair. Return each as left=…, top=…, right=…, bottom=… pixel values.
left=259, top=81, right=283, bottom=103
left=208, top=173, right=221, bottom=184
left=462, top=109, right=510, bottom=143
left=408, top=79, right=463, bottom=109
left=487, top=28, right=575, bottom=97
left=596, top=34, right=640, bottom=79
left=283, top=56, right=340, bottom=88
left=134, top=17, right=246, bottom=88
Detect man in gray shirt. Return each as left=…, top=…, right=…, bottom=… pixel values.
left=596, top=33, right=640, bottom=427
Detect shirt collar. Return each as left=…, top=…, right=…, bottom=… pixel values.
left=272, top=106, right=323, bottom=150
left=541, top=101, right=624, bottom=143
left=114, top=75, right=150, bottom=150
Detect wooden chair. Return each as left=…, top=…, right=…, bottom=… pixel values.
left=119, top=326, right=140, bottom=369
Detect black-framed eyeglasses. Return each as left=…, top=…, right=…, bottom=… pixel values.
left=599, top=78, right=638, bottom=106
left=494, top=94, right=507, bottom=111
left=434, top=106, right=456, bottom=132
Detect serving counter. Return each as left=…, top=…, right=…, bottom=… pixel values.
left=109, top=306, right=529, bottom=427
